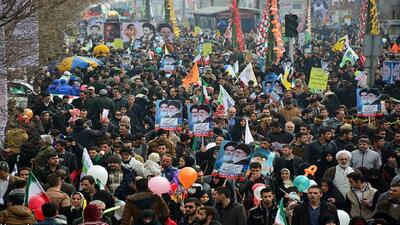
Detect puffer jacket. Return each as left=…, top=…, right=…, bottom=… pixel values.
left=121, top=192, right=170, bottom=225
left=0, top=205, right=36, bottom=225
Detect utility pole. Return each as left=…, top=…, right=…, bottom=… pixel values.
left=145, top=0, right=151, bottom=20
left=365, top=0, right=381, bottom=87
left=182, top=0, right=186, bottom=19
left=289, top=37, right=294, bottom=63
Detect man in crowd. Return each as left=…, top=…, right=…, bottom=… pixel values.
left=345, top=172, right=379, bottom=220
left=247, top=187, right=277, bottom=225
left=292, top=185, right=339, bottom=225
left=214, top=186, right=247, bottom=225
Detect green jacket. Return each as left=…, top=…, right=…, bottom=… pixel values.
left=33, top=145, right=54, bottom=173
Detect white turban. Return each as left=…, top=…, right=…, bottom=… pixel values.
left=336, top=150, right=352, bottom=160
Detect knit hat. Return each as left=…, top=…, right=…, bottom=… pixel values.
left=335, top=150, right=352, bottom=160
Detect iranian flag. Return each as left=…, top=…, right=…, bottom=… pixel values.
left=81, top=148, right=94, bottom=178
left=25, top=172, right=50, bottom=220
left=274, top=199, right=288, bottom=225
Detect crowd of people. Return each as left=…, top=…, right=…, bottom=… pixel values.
left=2, top=17, right=400, bottom=225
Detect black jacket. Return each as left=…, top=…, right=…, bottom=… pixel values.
left=58, top=150, right=78, bottom=172
left=72, top=124, right=108, bottom=148
left=291, top=201, right=339, bottom=225
left=247, top=202, right=278, bottom=225
left=305, top=140, right=337, bottom=165
left=81, top=188, right=115, bottom=209
left=215, top=201, right=247, bottom=225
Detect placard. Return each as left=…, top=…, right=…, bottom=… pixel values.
left=308, top=67, right=328, bottom=90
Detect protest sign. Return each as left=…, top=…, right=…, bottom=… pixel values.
left=155, top=100, right=182, bottom=130
left=356, top=88, right=382, bottom=116
left=308, top=67, right=328, bottom=91
left=188, top=104, right=212, bottom=136
left=202, top=43, right=212, bottom=56
left=213, top=141, right=251, bottom=179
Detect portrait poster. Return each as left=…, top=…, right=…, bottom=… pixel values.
left=87, top=19, right=104, bottom=42
left=356, top=88, right=382, bottom=116
left=213, top=141, right=251, bottom=179
left=155, top=100, right=182, bottom=130
left=121, top=22, right=140, bottom=42
left=104, top=22, right=121, bottom=42
left=188, top=104, right=212, bottom=136
left=250, top=147, right=278, bottom=177
left=384, top=61, right=400, bottom=83
left=157, top=23, right=173, bottom=43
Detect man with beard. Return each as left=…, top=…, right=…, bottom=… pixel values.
left=232, top=144, right=251, bottom=166
left=323, top=150, right=355, bottom=198
left=247, top=187, right=277, bottom=225
left=195, top=206, right=221, bottom=225
left=178, top=198, right=201, bottom=225
left=214, top=186, right=246, bottom=225
left=220, top=142, right=237, bottom=164
left=292, top=185, right=339, bottom=225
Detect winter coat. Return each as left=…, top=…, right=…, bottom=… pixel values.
left=0, top=205, right=35, bottom=225
left=291, top=201, right=339, bottom=225
left=215, top=201, right=247, bottom=225
left=33, top=145, right=55, bottom=173
left=72, top=124, right=108, bottom=148
left=247, top=202, right=278, bottom=225
left=5, top=128, right=28, bottom=154
left=345, top=182, right=379, bottom=219
left=121, top=192, right=170, bottom=225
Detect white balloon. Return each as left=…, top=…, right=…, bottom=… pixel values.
left=302, top=179, right=317, bottom=193
left=253, top=186, right=266, bottom=200
left=87, top=165, right=108, bottom=186
left=337, top=210, right=350, bottom=225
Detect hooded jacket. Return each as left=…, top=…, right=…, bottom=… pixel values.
left=0, top=205, right=36, bottom=225
left=121, top=192, right=170, bottom=225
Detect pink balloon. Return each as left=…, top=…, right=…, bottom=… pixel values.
left=148, top=176, right=171, bottom=196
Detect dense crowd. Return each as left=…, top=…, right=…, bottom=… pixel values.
left=2, top=23, right=400, bottom=225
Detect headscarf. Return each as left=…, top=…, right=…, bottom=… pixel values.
left=70, top=192, right=85, bottom=210
left=281, top=168, right=294, bottom=188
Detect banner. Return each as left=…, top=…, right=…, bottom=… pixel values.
left=155, top=100, right=182, bottom=130
left=356, top=88, right=382, bottom=116
left=383, top=61, right=400, bottom=84
left=188, top=105, right=212, bottom=136
left=87, top=19, right=104, bottom=42
left=202, top=43, right=212, bottom=56
left=104, top=22, right=121, bottom=42
left=308, top=67, right=328, bottom=91
left=121, top=22, right=140, bottom=42
left=213, top=141, right=251, bottom=179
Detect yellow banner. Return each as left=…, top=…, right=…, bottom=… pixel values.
left=202, top=43, right=212, bottom=56
left=308, top=67, right=328, bottom=90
